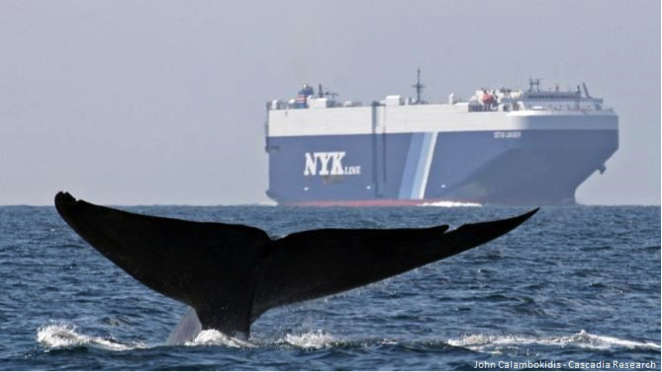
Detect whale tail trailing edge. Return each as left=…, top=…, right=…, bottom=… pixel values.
left=54, top=192, right=538, bottom=342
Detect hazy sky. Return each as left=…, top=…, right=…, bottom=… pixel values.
left=1, top=0, right=659, bottom=205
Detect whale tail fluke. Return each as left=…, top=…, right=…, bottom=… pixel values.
left=55, top=191, right=538, bottom=343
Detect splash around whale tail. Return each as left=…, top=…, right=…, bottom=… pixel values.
left=54, top=192, right=538, bottom=343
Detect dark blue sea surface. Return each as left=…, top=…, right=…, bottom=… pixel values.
left=0, top=204, right=659, bottom=370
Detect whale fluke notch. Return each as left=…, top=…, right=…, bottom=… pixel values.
left=54, top=191, right=538, bottom=342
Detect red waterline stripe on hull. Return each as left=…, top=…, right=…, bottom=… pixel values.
left=281, top=199, right=444, bottom=207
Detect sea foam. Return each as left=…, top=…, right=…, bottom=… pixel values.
left=278, top=330, right=339, bottom=349
left=419, top=201, right=482, bottom=207
left=447, top=330, right=661, bottom=354
left=36, top=324, right=144, bottom=351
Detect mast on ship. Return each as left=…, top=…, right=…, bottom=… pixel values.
left=528, top=78, right=541, bottom=92
left=412, top=68, right=425, bottom=104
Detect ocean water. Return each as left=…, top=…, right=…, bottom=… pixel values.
left=0, top=204, right=659, bottom=370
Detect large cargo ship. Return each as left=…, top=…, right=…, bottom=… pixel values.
left=264, top=72, right=618, bottom=206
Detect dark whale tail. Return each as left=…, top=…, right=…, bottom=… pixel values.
left=54, top=191, right=538, bottom=343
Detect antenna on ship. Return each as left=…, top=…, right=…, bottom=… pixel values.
left=581, top=82, right=592, bottom=98
left=412, top=68, right=425, bottom=104
left=318, top=83, right=338, bottom=99
left=529, top=78, right=541, bottom=92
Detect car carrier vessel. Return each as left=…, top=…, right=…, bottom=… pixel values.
left=264, top=71, right=618, bottom=206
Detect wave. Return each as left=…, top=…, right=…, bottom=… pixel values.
left=638, top=245, right=661, bottom=252
left=419, top=201, right=482, bottom=207
left=277, top=330, right=340, bottom=349
left=184, top=329, right=255, bottom=348
left=36, top=325, right=339, bottom=351
left=447, top=330, right=661, bottom=354
left=36, top=325, right=659, bottom=355
left=36, top=324, right=145, bottom=351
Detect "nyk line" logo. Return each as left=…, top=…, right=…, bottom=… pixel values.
left=304, top=152, right=361, bottom=176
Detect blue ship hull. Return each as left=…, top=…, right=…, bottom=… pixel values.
left=266, top=129, right=618, bottom=205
